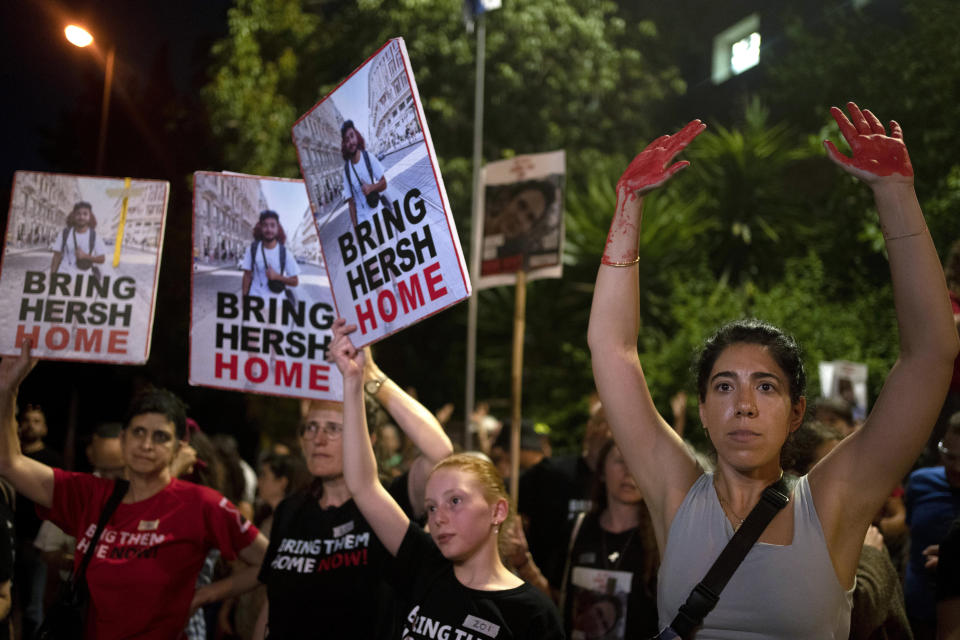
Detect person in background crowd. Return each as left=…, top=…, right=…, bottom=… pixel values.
left=936, top=515, right=960, bottom=640
left=905, top=412, right=960, bottom=639
left=492, top=419, right=548, bottom=492
left=783, top=421, right=913, bottom=640
left=809, top=397, right=909, bottom=572
left=923, top=238, right=960, bottom=469
left=504, top=438, right=660, bottom=639
left=12, top=404, right=62, bottom=639
left=211, top=434, right=256, bottom=523
left=813, top=396, right=857, bottom=437
left=0, top=342, right=268, bottom=640
left=0, top=479, right=14, bottom=640
left=517, top=401, right=609, bottom=587
left=227, top=452, right=307, bottom=640
left=589, top=103, right=958, bottom=637
left=34, top=422, right=125, bottom=610
left=331, top=318, right=565, bottom=639
left=255, top=339, right=453, bottom=640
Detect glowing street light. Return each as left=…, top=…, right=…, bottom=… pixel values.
left=63, top=24, right=115, bottom=174
left=64, top=25, right=94, bottom=48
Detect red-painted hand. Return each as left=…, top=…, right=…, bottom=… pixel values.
left=824, top=102, right=913, bottom=182
left=617, top=119, right=706, bottom=197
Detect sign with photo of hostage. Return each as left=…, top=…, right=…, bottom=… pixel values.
left=478, top=150, right=565, bottom=289
left=0, top=171, right=169, bottom=364
left=292, top=38, right=471, bottom=348
left=190, top=172, right=342, bottom=401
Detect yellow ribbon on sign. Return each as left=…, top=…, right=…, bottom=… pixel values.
left=112, top=177, right=131, bottom=267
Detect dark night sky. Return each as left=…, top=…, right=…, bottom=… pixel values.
left=0, top=0, right=247, bottom=464
left=1, top=0, right=231, bottom=202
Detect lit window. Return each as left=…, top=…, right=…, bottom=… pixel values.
left=712, top=13, right=761, bottom=84
left=730, top=32, right=761, bottom=74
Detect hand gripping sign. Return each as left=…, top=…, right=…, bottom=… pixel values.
left=292, top=38, right=471, bottom=348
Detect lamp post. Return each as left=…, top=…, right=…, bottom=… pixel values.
left=64, top=24, right=115, bottom=175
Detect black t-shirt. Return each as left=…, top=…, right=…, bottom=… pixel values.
left=518, top=456, right=594, bottom=584
left=937, top=516, right=960, bottom=602
left=390, top=522, right=565, bottom=639
left=18, top=447, right=63, bottom=543
left=258, top=492, right=396, bottom=639
left=563, top=513, right=658, bottom=639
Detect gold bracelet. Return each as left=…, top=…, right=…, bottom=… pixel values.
left=883, top=226, right=926, bottom=241
left=601, top=256, right=640, bottom=267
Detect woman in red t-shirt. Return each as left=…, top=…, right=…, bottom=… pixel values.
left=0, top=342, right=268, bottom=640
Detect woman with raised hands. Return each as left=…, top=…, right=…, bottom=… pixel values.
left=254, top=345, right=453, bottom=640
left=587, top=103, right=958, bottom=638
left=330, top=318, right=564, bottom=640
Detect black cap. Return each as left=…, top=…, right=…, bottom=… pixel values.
left=493, top=419, right=543, bottom=452
left=259, top=210, right=280, bottom=222
left=340, top=120, right=355, bottom=137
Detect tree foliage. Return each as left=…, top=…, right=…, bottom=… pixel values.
left=761, top=0, right=960, bottom=251
left=202, top=0, right=956, bottom=452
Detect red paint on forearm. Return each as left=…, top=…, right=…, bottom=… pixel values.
left=601, top=120, right=705, bottom=264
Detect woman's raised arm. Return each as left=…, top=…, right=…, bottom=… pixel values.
left=0, top=341, right=54, bottom=508
left=331, top=319, right=410, bottom=556
left=587, top=121, right=705, bottom=545
left=812, top=103, right=960, bottom=562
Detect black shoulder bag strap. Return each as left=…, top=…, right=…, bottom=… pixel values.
left=344, top=159, right=354, bottom=195
left=73, top=479, right=129, bottom=584
left=363, top=150, right=375, bottom=182
left=558, top=510, right=588, bottom=619
left=669, top=477, right=789, bottom=639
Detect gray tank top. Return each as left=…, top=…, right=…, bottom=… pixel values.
left=657, top=474, right=853, bottom=639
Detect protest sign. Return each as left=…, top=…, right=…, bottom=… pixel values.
left=292, top=38, right=470, bottom=347
left=0, top=171, right=169, bottom=364
left=818, top=359, right=869, bottom=422
left=190, top=171, right=342, bottom=401
left=476, top=150, right=565, bottom=289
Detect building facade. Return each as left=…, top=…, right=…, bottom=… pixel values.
left=293, top=99, right=345, bottom=225
left=194, top=173, right=266, bottom=265
left=8, top=172, right=82, bottom=250
left=288, top=204, right=323, bottom=267
left=368, top=42, right=422, bottom=158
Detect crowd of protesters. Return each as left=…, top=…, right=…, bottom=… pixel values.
left=0, top=102, right=957, bottom=639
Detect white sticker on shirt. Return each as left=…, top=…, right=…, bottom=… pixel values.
left=138, top=519, right=159, bottom=531
left=333, top=520, right=354, bottom=538
left=462, top=615, right=500, bottom=638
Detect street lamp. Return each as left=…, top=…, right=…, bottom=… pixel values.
left=64, top=24, right=115, bottom=175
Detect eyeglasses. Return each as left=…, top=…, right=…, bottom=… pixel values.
left=299, top=420, right=343, bottom=439
left=128, top=426, right=174, bottom=445
left=939, top=441, right=960, bottom=465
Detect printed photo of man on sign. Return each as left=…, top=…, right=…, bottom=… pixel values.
left=478, top=150, right=565, bottom=290
left=0, top=171, right=169, bottom=364
left=293, top=38, right=471, bottom=347
left=190, top=172, right=342, bottom=401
